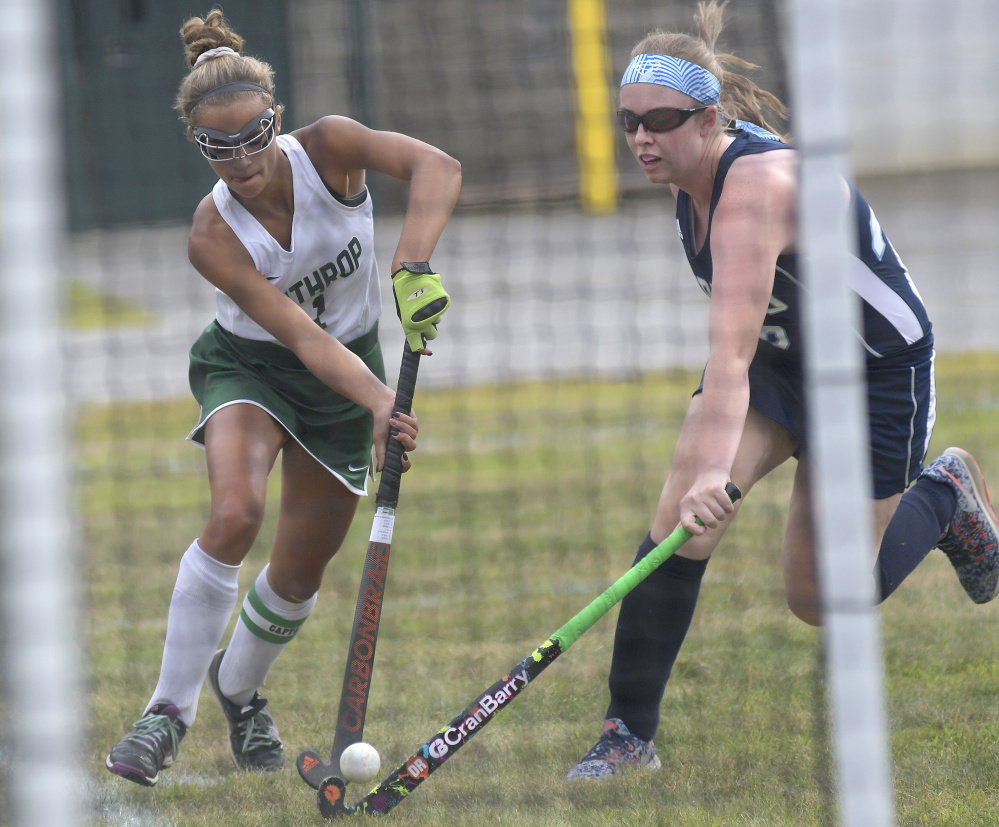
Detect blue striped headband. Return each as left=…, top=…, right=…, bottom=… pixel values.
left=620, top=54, right=721, bottom=105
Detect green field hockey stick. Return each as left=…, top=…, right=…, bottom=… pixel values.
left=317, top=482, right=742, bottom=819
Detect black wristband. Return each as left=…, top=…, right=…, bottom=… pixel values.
left=399, top=261, right=433, bottom=274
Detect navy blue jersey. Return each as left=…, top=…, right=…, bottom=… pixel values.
left=675, top=127, right=936, bottom=495
left=674, top=128, right=933, bottom=364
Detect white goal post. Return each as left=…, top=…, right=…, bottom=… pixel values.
left=0, top=1, right=83, bottom=826
left=787, top=1, right=896, bottom=825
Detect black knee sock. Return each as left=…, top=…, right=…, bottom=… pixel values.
left=606, top=532, right=708, bottom=742
left=875, top=477, right=956, bottom=602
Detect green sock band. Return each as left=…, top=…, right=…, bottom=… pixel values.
left=239, top=581, right=310, bottom=644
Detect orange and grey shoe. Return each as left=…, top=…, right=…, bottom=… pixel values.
left=566, top=718, right=661, bottom=781
left=106, top=703, right=187, bottom=787
left=921, top=447, right=999, bottom=604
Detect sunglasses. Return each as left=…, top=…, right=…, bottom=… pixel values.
left=193, top=109, right=276, bottom=161
left=616, top=106, right=709, bottom=134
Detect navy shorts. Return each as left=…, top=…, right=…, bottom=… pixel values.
left=697, top=336, right=936, bottom=499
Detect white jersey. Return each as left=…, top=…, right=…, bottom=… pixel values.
left=210, top=133, right=381, bottom=344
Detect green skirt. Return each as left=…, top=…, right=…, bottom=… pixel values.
left=187, top=321, right=385, bottom=495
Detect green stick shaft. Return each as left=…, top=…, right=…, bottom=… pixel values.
left=550, top=480, right=742, bottom=651
left=551, top=524, right=693, bottom=651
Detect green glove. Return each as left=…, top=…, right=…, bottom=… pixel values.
left=391, top=262, right=451, bottom=352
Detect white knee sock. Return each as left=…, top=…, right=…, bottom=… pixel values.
left=218, top=564, right=316, bottom=707
left=145, top=540, right=241, bottom=727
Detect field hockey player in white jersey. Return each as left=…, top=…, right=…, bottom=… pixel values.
left=106, top=9, right=460, bottom=787
left=567, top=1, right=999, bottom=781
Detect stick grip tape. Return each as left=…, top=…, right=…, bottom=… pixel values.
left=376, top=345, right=421, bottom=508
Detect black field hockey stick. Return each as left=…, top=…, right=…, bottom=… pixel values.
left=297, top=343, right=422, bottom=790
left=316, top=483, right=742, bottom=819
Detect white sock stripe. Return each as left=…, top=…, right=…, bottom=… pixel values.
left=240, top=599, right=303, bottom=642
left=238, top=567, right=317, bottom=642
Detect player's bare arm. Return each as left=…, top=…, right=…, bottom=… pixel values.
left=680, top=154, right=796, bottom=531
left=294, top=116, right=461, bottom=270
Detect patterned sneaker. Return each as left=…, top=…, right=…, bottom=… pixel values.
left=207, top=649, right=284, bottom=771
left=106, top=703, right=187, bottom=787
left=921, top=447, right=999, bottom=604
left=566, top=718, right=661, bottom=780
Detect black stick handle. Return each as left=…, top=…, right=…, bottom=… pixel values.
left=375, top=345, right=421, bottom=509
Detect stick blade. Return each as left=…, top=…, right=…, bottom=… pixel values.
left=317, top=775, right=349, bottom=819
left=297, top=748, right=337, bottom=790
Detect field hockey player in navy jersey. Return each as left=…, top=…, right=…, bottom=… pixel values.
left=567, top=0, right=998, bottom=781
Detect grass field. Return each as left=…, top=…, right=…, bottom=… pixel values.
left=81, top=353, right=999, bottom=826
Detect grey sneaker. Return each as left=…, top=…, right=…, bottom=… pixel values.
left=207, top=649, right=284, bottom=771
left=106, top=703, right=187, bottom=787
left=921, top=447, right=999, bottom=604
left=566, top=718, right=661, bottom=780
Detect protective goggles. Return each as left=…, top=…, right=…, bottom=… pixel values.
left=193, top=109, right=276, bottom=161
left=616, top=106, right=708, bottom=134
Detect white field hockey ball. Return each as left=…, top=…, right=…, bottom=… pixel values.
left=340, top=742, right=381, bottom=784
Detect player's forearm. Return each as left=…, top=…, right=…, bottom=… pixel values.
left=390, top=154, right=460, bottom=270
left=697, top=363, right=751, bottom=477
left=299, top=338, right=394, bottom=417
